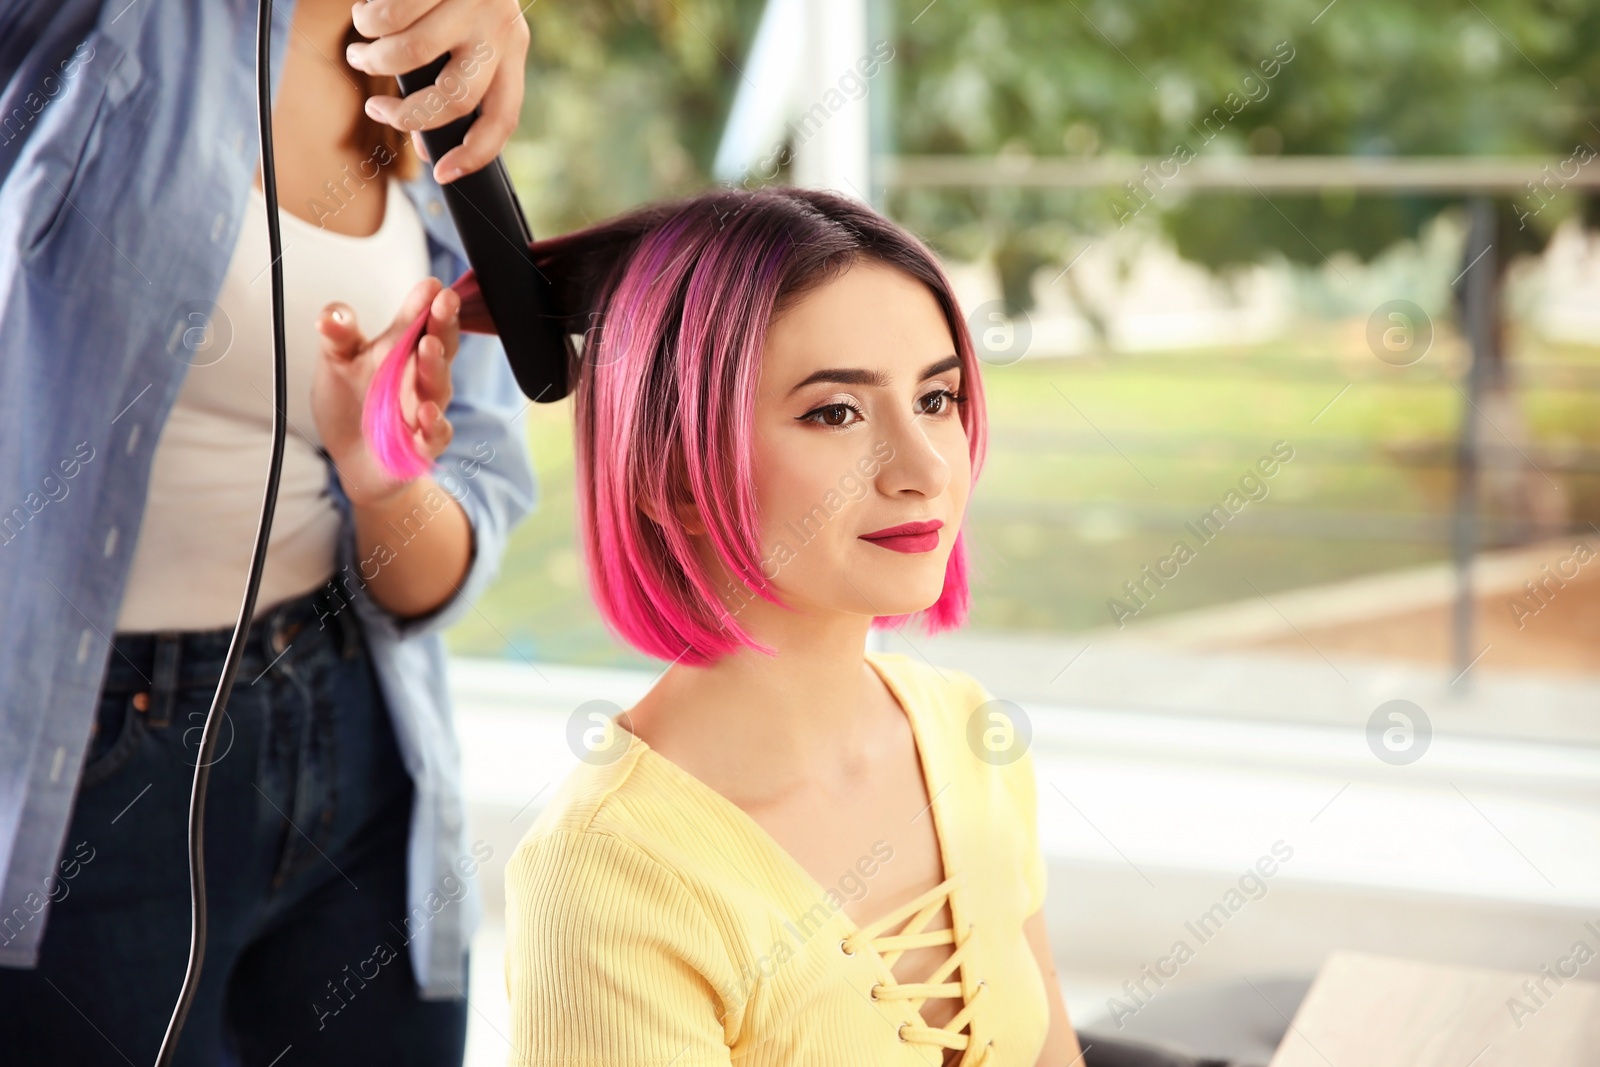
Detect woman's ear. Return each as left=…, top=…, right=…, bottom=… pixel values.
left=638, top=495, right=708, bottom=537
left=675, top=499, right=708, bottom=537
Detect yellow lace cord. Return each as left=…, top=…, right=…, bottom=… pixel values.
left=843, top=875, right=994, bottom=1066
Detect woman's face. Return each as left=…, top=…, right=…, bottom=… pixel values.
left=744, top=258, right=972, bottom=625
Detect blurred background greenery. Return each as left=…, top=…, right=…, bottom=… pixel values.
left=504, top=0, right=1600, bottom=295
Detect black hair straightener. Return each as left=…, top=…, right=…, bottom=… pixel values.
left=394, top=52, right=570, bottom=402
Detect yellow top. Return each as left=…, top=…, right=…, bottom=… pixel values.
left=503, top=650, right=1050, bottom=1067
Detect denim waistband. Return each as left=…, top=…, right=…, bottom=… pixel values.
left=102, top=584, right=365, bottom=717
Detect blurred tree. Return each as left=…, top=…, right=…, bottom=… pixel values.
left=879, top=0, right=1598, bottom=536
left=508, top=1, right=1600, bottom=319
left=508, top=1, right=761, bottom=235
left=885, top=0, right=1600, bottom=314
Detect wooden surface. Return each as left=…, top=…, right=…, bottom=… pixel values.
left=1269, top=950, right=1600, bottom=1067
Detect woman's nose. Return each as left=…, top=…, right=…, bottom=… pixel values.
left=876, top=413, right=954, bottom=497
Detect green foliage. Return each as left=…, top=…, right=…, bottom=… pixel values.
left=885, top=0, right=1600, bottom=304
left=506, top=1, right=1600, bottom=306
left=507, top=1, right=762, bottom=235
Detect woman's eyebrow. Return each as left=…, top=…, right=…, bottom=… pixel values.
left=785, top=354, right=961, bottom=397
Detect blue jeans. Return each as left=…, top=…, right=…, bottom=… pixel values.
left=0, top=585, right=469, bottom=1066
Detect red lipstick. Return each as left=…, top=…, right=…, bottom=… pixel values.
left=859, top=519, right=943, bottom=554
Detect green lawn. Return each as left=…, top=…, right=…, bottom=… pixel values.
left=444, top=325, right=1600, bottom=665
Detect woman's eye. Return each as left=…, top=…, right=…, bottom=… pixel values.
left=802, top=402, right=863, bottom=429
left=917, top=389, right=963, bottom=417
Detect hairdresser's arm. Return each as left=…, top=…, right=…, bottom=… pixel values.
left=346, top=0, right=530, bottom=184
left=349, top=473, right=473, bottom=621
left=313, top=278, right=474, bottom=622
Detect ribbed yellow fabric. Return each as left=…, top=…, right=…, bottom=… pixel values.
left=503, top=650, right=1050, bottom=1067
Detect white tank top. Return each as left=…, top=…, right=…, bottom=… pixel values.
left=116, top=175, right=432, bottom=632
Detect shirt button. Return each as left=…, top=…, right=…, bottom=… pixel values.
left=103, top=526, right=118, bottom=557
left=233, top=131, right=244, bottom=155
left=426, top=200, right=443, bottom=216
left=211, top=212, right=227, bottom=242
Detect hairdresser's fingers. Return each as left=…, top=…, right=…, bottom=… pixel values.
left=411, top=129, right=430, bottom=163
left=353, top=0, right=524, bottom=79
left=428, top=284, right=461, bottom=363
left=416, top=398, right=454, bottom=458
left=350, top=0, right=443, bottom=41
left=316, top=303, right=366, bottom=363
left=349, top=0, right=501, bottom=111
left=362, top=279, right=439, bottom=386
left=362, top=73, right=493, bottom=144
left=430, top=36, right=524, bottom=181
left=348, top=0, right=458, bottom=74
left=352, top=0, right=528, bottom=180
left=388, top=278, right=443, bottom=341
left=354, top=16, right=492, bottom=142
left=415, top=334, right=455, bottom=413
left=390, top=280, right=450, bottom=411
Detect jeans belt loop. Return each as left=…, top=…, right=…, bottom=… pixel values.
left=147, top=633, right=182, bottom=728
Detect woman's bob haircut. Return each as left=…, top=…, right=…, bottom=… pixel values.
left=367, top=186, right=988, bottom=665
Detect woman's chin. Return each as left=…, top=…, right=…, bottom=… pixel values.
left=850, top=578, right=946, bottom=620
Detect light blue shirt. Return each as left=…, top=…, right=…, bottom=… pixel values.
left=0, top=0, right=537, bottom=997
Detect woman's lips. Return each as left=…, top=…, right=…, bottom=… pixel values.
left=859, top=520, right=943, bottom=554
left=862, top=531, right=940, bottom=553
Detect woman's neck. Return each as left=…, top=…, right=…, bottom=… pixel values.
left=623, top=615, right=901, bottom=804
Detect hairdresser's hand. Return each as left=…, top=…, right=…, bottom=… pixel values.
left=347, top=0, right=529, bottom=184
left=312, top=278, right=460, bottom=508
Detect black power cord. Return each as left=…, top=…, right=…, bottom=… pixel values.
left=152, top=1, right=288, bottom=1062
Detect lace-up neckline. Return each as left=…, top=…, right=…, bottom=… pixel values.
left=842, top=872, right=994, bottom=1066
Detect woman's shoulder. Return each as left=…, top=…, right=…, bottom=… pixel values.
left=502, top=739, right=746, bottom=1055
left=506, top=726, right=757, bottom=900
left=511, top=733, right=674, bottom=867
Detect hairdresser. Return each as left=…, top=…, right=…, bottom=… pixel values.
left=0, top=1, right=535, bottom=1063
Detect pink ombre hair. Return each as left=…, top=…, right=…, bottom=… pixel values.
left=365, top=187, right=988, bottom=665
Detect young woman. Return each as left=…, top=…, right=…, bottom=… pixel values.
left=501, top=188, right=1081, bottom=1066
